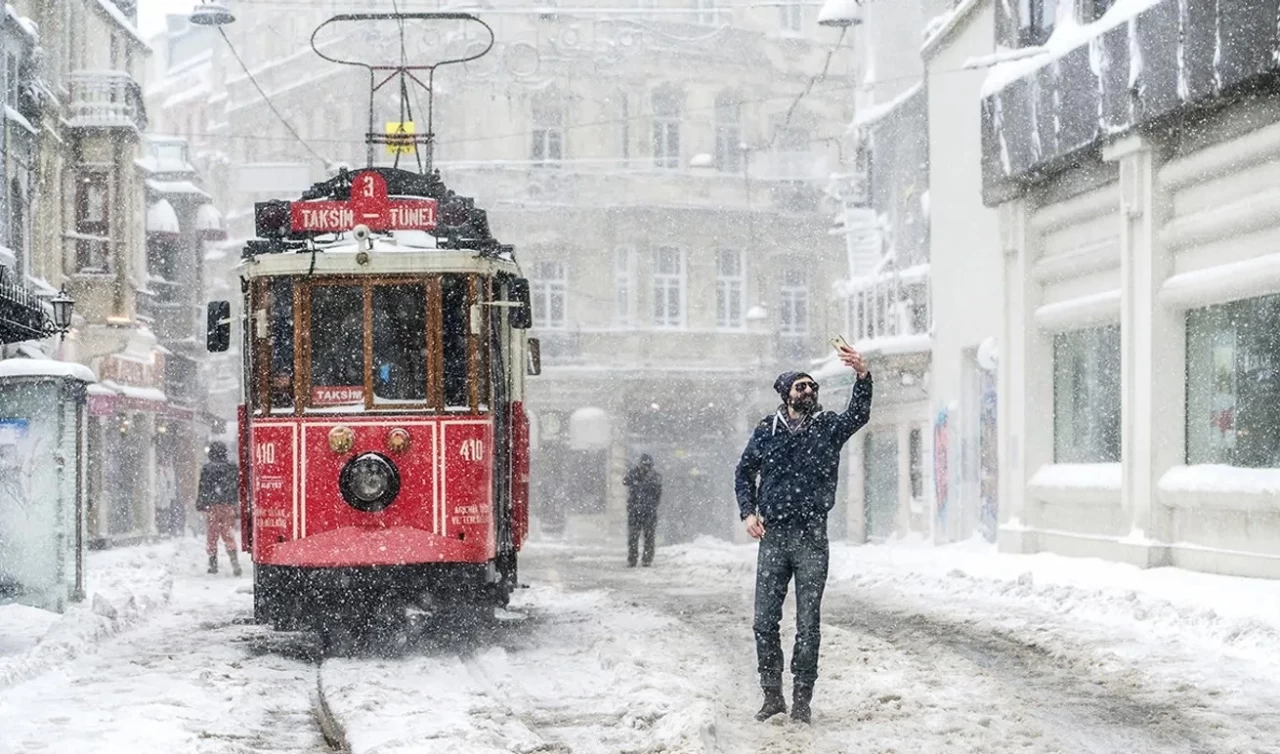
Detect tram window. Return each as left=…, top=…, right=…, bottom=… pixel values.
left=267, top=280, right=294, bottom=410
left=372, top=284, right=427, bottom=402
left=309, top=285, right=364, bottom=407
left=441, top=275, right=469, bottom=408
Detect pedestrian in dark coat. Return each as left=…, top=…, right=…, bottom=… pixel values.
left=735, top=345, right=872, bottom=724
left=623, top=454, right=662, bottom=567
left=197, top=441, right=242, bottom=576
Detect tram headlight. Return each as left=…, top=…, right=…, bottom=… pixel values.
left=338, top=452, right=401, bottom=513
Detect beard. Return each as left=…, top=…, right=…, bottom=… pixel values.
left=788, top=394, right=817, bottom=414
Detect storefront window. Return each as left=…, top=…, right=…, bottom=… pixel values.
left=372, top=284, right=427, bottom=402
left=1187, top=294, right=1280, bottom=467
left=1053, top=325, right=1121, bottom=463
left=309, top=285, right=364, bottom=408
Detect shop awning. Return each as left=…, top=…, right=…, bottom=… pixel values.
left=146, top=199, right=180, bottom=236
left=195, top=203, right=227, bottom=240
left=89, top=379, right=192, bottom=419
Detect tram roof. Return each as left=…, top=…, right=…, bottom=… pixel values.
left=241, top=236, right=521, bottom=279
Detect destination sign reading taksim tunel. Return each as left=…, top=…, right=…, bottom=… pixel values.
left=289, top=171, right=438, bottom=233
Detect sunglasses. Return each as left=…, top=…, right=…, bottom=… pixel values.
left=792, top=382, right=819, bottom=393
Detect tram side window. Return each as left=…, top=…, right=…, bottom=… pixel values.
left=267, top=280, right=294, bottom=410
left=442, top=275, right=469, bottom=408
left=373, top=284, right=427, bottom=402
left=310, top=285, right=365, bottom=407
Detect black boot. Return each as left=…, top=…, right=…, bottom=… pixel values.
left=791, top=683, right=813, bottom=724
left=755, top=686, right=787, bottom=721
left=207, top=554, right=218, bottom=575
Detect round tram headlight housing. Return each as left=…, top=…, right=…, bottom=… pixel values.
left=338, top=452, right=401, bottom=513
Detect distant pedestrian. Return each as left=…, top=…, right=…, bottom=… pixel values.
left=623, top=454, right=662, bottom=567
left=197, top=441, right=242, bottom=576
left=735, top=346, right=872, bottom=724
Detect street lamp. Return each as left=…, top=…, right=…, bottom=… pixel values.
left=817, top=0, right=863, bottom=28
left=191, top=1, right=235, bottom=26
left=50, top=286, right=74, bottom=341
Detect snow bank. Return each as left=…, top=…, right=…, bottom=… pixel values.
left=662, top=534, right=1280, bottom=669
left=0, top=540, right=179, bottom=689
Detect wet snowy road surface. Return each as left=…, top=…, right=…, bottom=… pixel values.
left=0, top=556, right=329, bottom=754
left=4, top=538, right=1279, bottom=753
left=320, top=543, right=1278, bottom=754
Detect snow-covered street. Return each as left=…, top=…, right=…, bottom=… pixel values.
left=3, top=536, right=1280, bottom=753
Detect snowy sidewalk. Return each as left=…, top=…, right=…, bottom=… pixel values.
left=0, top=538, right=190, bottom=688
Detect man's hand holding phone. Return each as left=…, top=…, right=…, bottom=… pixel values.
left=831, top=335, right=868, bottom=377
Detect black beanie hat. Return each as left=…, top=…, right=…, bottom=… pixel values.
left=773, top=371, right=812, bottom=397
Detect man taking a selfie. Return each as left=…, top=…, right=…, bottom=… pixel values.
left=734, top=344, right=872, bottom=724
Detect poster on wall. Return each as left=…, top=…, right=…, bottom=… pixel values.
left=933, top=407, right=950, bottom=532
left=0, top=416, right=55, bottom=605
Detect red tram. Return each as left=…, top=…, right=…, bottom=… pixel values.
left=204, top=13, right=539, bottom=639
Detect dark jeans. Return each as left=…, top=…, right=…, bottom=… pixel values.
left=753, top=520, right=829, bottom=688
left=627, top=506, right=657, bottom=566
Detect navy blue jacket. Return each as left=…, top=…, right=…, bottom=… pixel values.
left=735, top=374, right=873, bottom=526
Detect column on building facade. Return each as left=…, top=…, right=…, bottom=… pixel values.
left=997, top=198, right=1050, bottom=553
left=846, top=432, right=866, bottom=542
left=1104, top=135, right=1178, bottom=565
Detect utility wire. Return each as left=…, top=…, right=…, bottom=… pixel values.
left=216, top=26, right=329, bottom=164
left=767, top=24, right=849, bottom=149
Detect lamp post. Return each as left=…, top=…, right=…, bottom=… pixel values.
left=190, top=1, right=235, bottom=26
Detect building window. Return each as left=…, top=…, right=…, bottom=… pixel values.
left=1080, top=0, right=1114, bottom=22
left=695, top=0, right=720, bottom=25
left=1017, top=0, right=1057, bottom=47
left=1187, top=294, right=1280, bottom=467
left=615, top=246, right=632, bottom=326
left=531, top=261, right=567, bottom=329
left=1053, top=325, right=1121, bottom=463
left=716, top=248, right=744, bottom=329
left=652, top=246, right=684, bottom=328
left=714, top=93, right=742, bottom=173
left=779, top=268, right=809, bottom=337
left=75, top=172, right=110, bottom=272
left=532, top=95, right=564, bottom=166
left=651, top=88, right=681, bottom=170
left=779, top=0, right=803, bottom=33
left=775, top=125, right=812, bottom=180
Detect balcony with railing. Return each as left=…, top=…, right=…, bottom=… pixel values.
left=67, top=71, right=148, bottom=132
left=844, top=263, right=932, bottom=361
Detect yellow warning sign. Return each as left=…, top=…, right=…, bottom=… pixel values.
left=385, top=121, right=415, bottom=155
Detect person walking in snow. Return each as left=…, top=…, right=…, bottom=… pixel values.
left=197, top=441, right=242, bottom=576
left=735, top=346, right=872, bottom=724
left=623, top=453, right=662, bottom=567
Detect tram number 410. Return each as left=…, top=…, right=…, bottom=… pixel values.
left=255, top=442, right=278, bottom=465
left=458, top=439, right=485, bottom=462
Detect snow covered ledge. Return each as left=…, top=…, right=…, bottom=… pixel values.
left=1027, top=463, right=1123, bottom=507
left=1158, top=465, right=1280, bottom=514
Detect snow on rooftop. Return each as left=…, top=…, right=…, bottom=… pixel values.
left=91, top=0, right=151, bottom=51
left=981, top=0, right=1165, bottom=99
left=850, top=81, right=923, bottom=130
left=145, top=179, right=210, bottom=199
left=0, top=359, right=96, bottom=383
left=4, top=106, right=35, bottom=136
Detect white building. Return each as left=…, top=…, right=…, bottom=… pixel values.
left=923, top=0, right=1002, bottom=544
left=984, top=0, right=1280, bottom=579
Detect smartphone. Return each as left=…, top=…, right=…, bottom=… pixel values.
left=830, top=334, right=851, bottom=352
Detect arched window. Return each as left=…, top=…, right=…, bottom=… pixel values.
left=532, top=89, right=565, bottom=166
left=714, top=92, right=742, bottom=173
left=651, top=87, right=681, bottom=170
